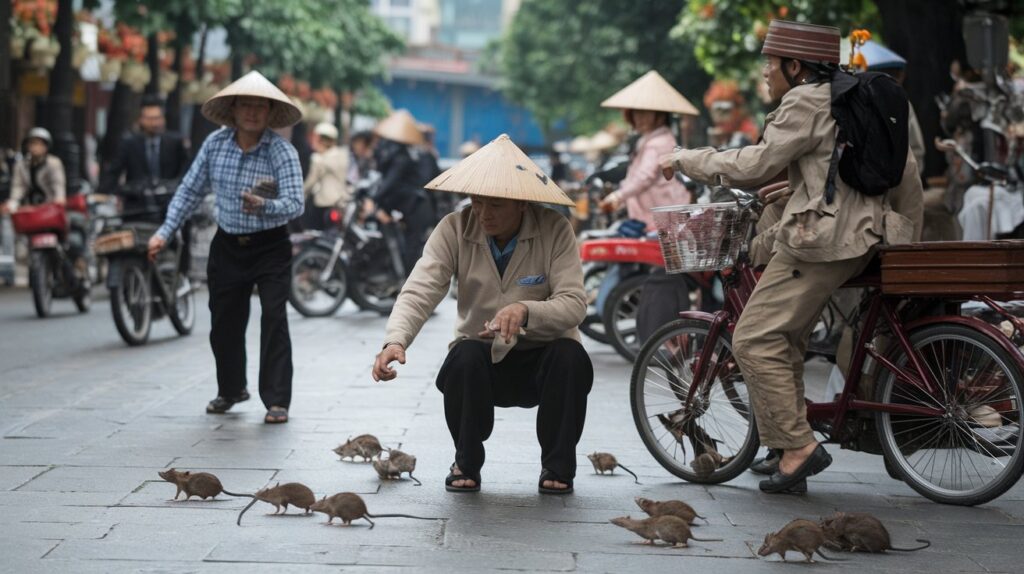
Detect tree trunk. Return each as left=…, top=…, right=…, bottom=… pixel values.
left=144, top=33, right=160, bottom=95
left=874, top=0, right=967, bottom=178
left=166, top=40, right=185, bottom=133
left=0, top=0, right=14, bottom=151
left=45, top=0, right=80, bottom=192
left=99, top=81, right=140, bottom=172
left=189, top=26, right=217, bottom=148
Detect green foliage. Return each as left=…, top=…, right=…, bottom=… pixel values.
left=499, top=0, right=710, bottom=140
left=351, top=85, right=391, bottom=119
left=672, top=0, right=879, bottom=82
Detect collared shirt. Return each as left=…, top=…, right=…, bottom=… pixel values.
left=487, top=235, right=518, bottom=277
left=156, top=127, right=303, bottom=240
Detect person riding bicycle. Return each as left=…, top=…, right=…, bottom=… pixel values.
left=661, top=19, right=923, bottom=494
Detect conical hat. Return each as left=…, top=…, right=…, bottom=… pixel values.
left=601, top=70, right=699, bottom=116
left=425, top=134, right=573, bottom=206
left=201, top=70, right=302, bottom=129
left=373, top=110, right=425, bottom=146
left=589, top=130, right=619, bottom=151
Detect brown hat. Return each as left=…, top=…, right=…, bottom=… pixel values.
left=374, top=110, right=425, bottom=146
left=425, top=134, right=573, bottom=206
left=601, top=70, right=699, bottom=116
left=201, top=71, right=303, bottom=129
left=761, top=19, right=841, bottom=64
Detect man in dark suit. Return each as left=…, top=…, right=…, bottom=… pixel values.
left=102, top=95, right=190, bottom=191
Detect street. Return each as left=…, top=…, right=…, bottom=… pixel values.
left=1, top=286, right=1023, bottom=573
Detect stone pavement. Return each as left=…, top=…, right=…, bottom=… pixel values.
left=1, top=287, right=1023, bottom=573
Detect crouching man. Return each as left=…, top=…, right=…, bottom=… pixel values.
left=372, top=134, right=593, bottom=494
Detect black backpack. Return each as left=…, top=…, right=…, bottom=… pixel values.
left=825, top=70, right=909, bottom=203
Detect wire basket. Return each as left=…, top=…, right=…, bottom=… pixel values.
left=652, top=202, right=752, bottom=273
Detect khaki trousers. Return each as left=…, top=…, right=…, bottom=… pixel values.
left=732, top=250, right=872, bottom=449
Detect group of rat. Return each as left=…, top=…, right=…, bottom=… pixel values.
left=156, top=436, right=929, bottom=562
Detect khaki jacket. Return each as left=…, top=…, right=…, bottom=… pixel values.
left=8, top=154, right=66, bottom=211
left=383, top=203, right=586, bottom=362
left=674, top=82, right=922, bottom=263
left=304, top=146, right=351, bottom=208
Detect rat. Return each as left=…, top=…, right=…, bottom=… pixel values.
left=758, top=519, right=847, bottom=563
left=634, top=497, right=708, bottom=525
left=610, top=516, right=721, bottom=547
left=236, top=482, right=317, bottom=525
left=587, top=452, right=640, bottom=484
left=819, top=512, right=931, bottom=553
left=690, top=450, right=724, bottom=479
left=372, top=449, right=422, bottom=486
left=157, top=469, right=250, bottom=501
left=309, top=492, right=439, bottom=529
left=333, top=434, right=384, bottom=462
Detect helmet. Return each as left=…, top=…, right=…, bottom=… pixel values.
left=313, top=122, right=339, bottom=141
left=25, top=127, right=53, bottom=148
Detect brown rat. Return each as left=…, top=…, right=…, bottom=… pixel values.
left=587, top=452, right=640, bottom=484
left=820, top=512, right=930, bottom=553
left=309, top=492, right=439, bottom=529
left=372, top=449, right=422, bottom=486
left=157, top=469, right=250, bottom=501
left=236, top=482, right=317, bottom=525
left=690, top=449, right=732, bottom=479
left=758, top=519, right=847, bottom=563
left=333, top=434, right=384, bottom=462
left=634, top=497, right=708, bottom=525
left=610, top=515, right=721, bottom=547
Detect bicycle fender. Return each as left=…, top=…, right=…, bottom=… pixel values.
left=678, top=310, right=716, bottom=323
left=905, top=315, right=1024, bottom=363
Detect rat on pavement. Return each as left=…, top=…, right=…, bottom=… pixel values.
left=820, top=512, right=931, bottom=553
left=309, top=492, right=440, bottom=529
left=372, top=449, right=422, bottom=486
left=333, top=434, right=384, bottom=462
left=634, top=497, right=708, bottom=525
left=587, top=452, right=640, bottom=484
left=157, top=469, right=250, bottom=501
left=758, top=519, right=848, bottom=562
left=610, top=515, right=721, bottom=547
left=236, top=482, right=317, bottom=525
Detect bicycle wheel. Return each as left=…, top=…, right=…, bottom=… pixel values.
left=603, top=273, right=647, bottom=362
left=288, top=247, right=347, bottom=318
left=630, top=318, right=760, bottom=483
left=580, top=263, right=610, bottom=344
left=875, top=323, right=1024, bottom=506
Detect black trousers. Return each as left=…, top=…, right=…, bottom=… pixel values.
left=400, top=197, right=436, bottom=275
left=435, top=338, right=594, bottom=481
left=206, top=226, right=293, bottom=409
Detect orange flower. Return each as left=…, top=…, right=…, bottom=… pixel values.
left=700, top=3, right=715, bottom=19
left=851, top=52, right=867, bottom=70
left=778, top=6, right=789, bottom=17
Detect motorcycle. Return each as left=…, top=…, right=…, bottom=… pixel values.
left=10, top=197, right=92, bottom=317
left=93, top=179, right=195, bottom=346
left=289, top=176, right=406, bottom=317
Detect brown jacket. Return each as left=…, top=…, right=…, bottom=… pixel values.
left=383, top=203, right=586, bottom=362
left=674, top=82, right=922, bottom=263
left=304, top=146, right=351, bottom=208
left=8, top=154, right=66, bottom=211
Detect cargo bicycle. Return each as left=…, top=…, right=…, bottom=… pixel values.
left=630, top=187, right=1024, bottom=506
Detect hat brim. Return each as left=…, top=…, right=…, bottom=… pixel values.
left=201, top=95, right=303, bottom=129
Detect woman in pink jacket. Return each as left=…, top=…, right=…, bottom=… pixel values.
left=598, top=71, right=696, bottom=228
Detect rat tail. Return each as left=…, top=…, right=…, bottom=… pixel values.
left=696, top=514, right=709, bottom=524
left=815, top=549, right=849, bottom=561
left=236, top=497, right=259, bottom=526
left=690, top=536, right=723, bottom=542
left=366, top=513, right=440, bottom=521
left=890, top=539, right=931, bottom=552
left=408, top=473, right=422, bottom=486
left=221, top=490, right=254, bottom=498
left=617, top=464, right=641, bottom=484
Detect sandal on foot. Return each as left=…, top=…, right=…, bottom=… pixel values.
left=206, top=390, right=251, bottom=414
left=264, top=406, right=289, bottom=424
left=538, top=469, right=573, bottom=495
left=445, top=463, right=480, bottom=493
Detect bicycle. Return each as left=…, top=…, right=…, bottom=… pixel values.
left=630, top=187, right=1024, bottom=506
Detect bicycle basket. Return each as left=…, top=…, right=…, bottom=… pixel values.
left=652, top=202, right=751, bottom=273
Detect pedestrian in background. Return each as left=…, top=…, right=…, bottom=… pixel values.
left=100, top=94, right=191, bottom=193
left=4, top=128, right=65, bottom=213
left=147, top=71, right=304, bottom=424
left=303, top=122, right=351, bottom=230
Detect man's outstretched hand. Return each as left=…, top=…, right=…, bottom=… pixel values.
left=372, top=343, right=406, bottom=382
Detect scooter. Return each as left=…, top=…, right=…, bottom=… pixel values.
left=10, top=197, right=92, bottom=317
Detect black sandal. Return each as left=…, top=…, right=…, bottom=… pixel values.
left=445, top=463, right=480, bottom=493
left=264, top=406, right=289, bottom=424
left=538, top=469, right=573, bottom=495
left=206, top=390, right=250, bottom=414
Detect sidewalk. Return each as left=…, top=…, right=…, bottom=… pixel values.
left=0, top=289, right=1022, bottom=572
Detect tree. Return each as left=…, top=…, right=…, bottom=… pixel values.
left=499, top=0, right=710, bottom=140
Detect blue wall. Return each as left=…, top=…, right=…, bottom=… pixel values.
left=378, top=78, right=546, bottom=156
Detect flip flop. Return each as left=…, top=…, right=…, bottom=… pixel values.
left=445, top=463, right=480, bottom=493
left=538, top=469, right=573, bottom=495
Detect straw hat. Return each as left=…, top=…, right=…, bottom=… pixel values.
left=373, top=109, right=425, bottom=146
left=569, top=135, right=592, bottom=154
left=601, top=70, right=699, bottom=116
left=200, top=70, right=302, bottom=129
left=588, top=130, right=619, bottom=152
left=425, top=134, right=573, bottom=206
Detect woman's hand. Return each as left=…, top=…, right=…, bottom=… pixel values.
left=372, top=343, right=406, bottom=382
left=659, top=152, right=678, bottom=181
left=598, top=192, right=621, bottom=213
left=477, top=303, right=529, bottom=343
